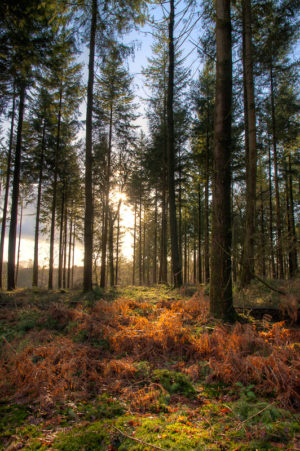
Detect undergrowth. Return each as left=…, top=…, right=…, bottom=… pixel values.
left=0, top=285, right=299, bottom=450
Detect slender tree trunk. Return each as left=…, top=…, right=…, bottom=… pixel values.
left=153, top=189, right=158, bottom=284
left=178, top=149, right=182, bottom=270
left=15, top=197, right=23, bottom=286
left=193, top=218, right=197, bottom=284
left=108, top=210, right=114, bottom=287
left=259, top=175, right=266, bottom=277
left=240, top=0, right=257, bottom=286
left=63, top=206, right=67, bottom=288
left=159, top=174, right=168, bottom=283
left=83, top=0, right=97, bottom=292
left=204, top=133, right=210, bottom=283
left=0, top=90, right=16, bottom=288
left=71, top=225, right=75, bottom=289
left=58, top=188, right=65, bottom=289
left=210, top=0, right=235, bottom=321
left=198, top=184, right=202, bottom=283
left=48, top=88, right=62, bottom=289
left=268, top=142, right=276, bottom=278
left=270, top=65, right=284, bottom=279
left=143, top=212, right=146, bottom=284
left=139, top=195, right=142, bottom=285
left=115, top=204, right=121, bottom=285
left=67, top=214, right=73, bottom=289
left=167, top=0, right=182, bottom=287
left=7, top=82, right=26, bottom=291
left=100, top=103, right=113, bottom=288
left=32, top=122, right=45, bottom=287
left=288, top=155, right=297, bottom=276
left=132, top=201, right=136, bottom=285
left=184, top=212, right=187, bottom=284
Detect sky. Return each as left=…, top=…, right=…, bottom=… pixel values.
left=2, top=1, right=203, bottom=268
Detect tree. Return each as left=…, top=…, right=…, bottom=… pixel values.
left=210, top=0, right=235, bottom=321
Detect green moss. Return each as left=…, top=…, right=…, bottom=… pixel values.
left=77, top=394, right=125, bottom=421
left=117, top=415, right=208, bottom=450
left=0, top=404, right=33, bottom=449
left=152, top=369, right=196, bottom=398
left=54, top=422, right=110, bottom=450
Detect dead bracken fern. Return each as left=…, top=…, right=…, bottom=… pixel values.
left=0, top=290, right=299, bottom=410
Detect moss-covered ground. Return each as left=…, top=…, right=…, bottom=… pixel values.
left=0, top=285, right=299, bottom=450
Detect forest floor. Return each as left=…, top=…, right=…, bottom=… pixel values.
left=0, top=282, right=299, bottom=450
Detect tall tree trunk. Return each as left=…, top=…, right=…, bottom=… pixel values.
left=58, top=188, right=65, bottom=289
left=268, top=142, right=276, bottom=278
left=204, top=132, right=210, bottom=283
left=67, top=214, right=73, bottom=289
left=15, top=197, right=23, bottom=286
left=142, top=211, right=146, bottom=284
left=178, top=148, right=182, bottom=270
left=270, top=65, right=284, bottom=279
left=159, top=174, right=168, bottom=283
left=167, top=0, right=182, bottom=287
left=210, top=0, right=234, bottom=321
left=7, top=82, right=26, bottom=291
left=259, top=174, right=266, bottom=277
left=48, top=88, right=62, bottom=289
left=83, top=0, right=97, bottom=292
left=184, top=212, right=187, bottom=284
left=63, top=206, right=67, bottom=288
left=153, top=189, right=158, bottom=284
left=240, top=0, right=257, bottom=286
left=108, top=210, right=114, bottom=287
left=115, top=205, right=121, bottom=285
left=100, top=103, right=113, bottom=288
left=0, top=90, right=16, bottom=288
left=198, top=184, right=202, bottom=283
left=288, top=155, right=297, bottom=276
left=71, top=225, right=76, bottom=289
left=139, top=195, right=142, bottom=285
left=32, top=121, right=45, bottom=287
left=132, top=201, right=136, bottom=285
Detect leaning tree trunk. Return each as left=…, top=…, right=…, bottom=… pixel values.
left=7, top=82, right=26, bottom=291
left=240, top=0, right=257, bottom=287
left=210, top=0, right=235, bottom=321
left=0, top=90, right=16, bottom=289
left=83, top=0, right=97, bottom=292
left=167, top=0, right=182, bottom=287
left=32, top=121, right=45, bottom=287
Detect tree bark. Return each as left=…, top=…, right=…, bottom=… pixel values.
left=0, top=90, right=16, bottom=289
left=268, top=141, right=276, bottom=278
left=15, top=197, right=23, bottom=286
left=7, top=82, right=26, bottom=291
left=167, top=0, right=182, bottom=287
left=153, top=189, right=158, bottom=284
left=198, top=184, right=202, bottom=283
left=58, top=188, right=65, bottom=289
left=288, top=155, right=297, bottom=276
left=32, top=121, right=45, bottom=287
left=83, top=0, right=97, bottom=292
left=240, top=0, right=257, bottom=287
left=132, top=201, right=136, bottom=285
left=270, top=65, right=284, bottom=279
left=48, top=88, right=62, bottom=289
left=100, top=103, right=113, bottom=288
left=210, top=0, right=235, bottom=321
